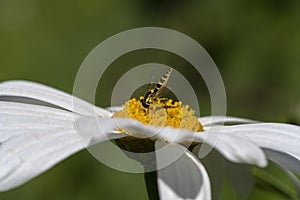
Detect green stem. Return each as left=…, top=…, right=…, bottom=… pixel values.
left=144, top=170, right=160, bottom=200
left=114, top=138, right=160, bottom=199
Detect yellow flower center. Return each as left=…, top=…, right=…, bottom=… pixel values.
left=112, top=97, right=203, bottom=132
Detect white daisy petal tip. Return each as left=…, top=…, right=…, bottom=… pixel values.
left=220, top=123, right=300, bottom=169
left=264, top=148, right=300, bottom=176
left=192, top=130, right=269, bottom=168
left=156, top=141, right=211, bottom=200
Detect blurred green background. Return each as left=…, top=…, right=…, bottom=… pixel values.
left=0, top=0, right=299, bottom=199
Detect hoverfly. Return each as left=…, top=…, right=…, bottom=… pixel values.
left=141, top=68, right=173, bottom=108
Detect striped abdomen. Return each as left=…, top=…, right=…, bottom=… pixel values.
left=142, top=68, right=173, bottom=108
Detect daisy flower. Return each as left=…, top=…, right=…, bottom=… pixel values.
left=0, top=80, right=300, bottom=200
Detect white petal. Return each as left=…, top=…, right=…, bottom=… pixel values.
left=75, top=117, right=129, bottom=146
left=76, top=117, right=164, bottom=144
left=195, top=146, right=254, bottom=199
left=156, top=141, right=211, bottom=200
left=0, top=101, right=77, bottom=121
left=264, top=149, right=300, bottom=198
left=0, top=130, right=83, bottom=191
left=199, top=115, right=258, bottom=127
left=0, top=103, right=81, bottom=191
left=77, top=117, right=267, bottom=167
left=0, top=80, right=112, bottom=117
left=0, top=132, right=122, bottom=192
left=0, top=108, right=124, bottom=191
left=263, top=148, right=300, bottom=176
left=105, top=106, right=123, bottom=113
left=193, top=130, right=267, bottom=168
left=76, top=116, right=201, bottom=143
left=221, top=123, right=300, bottom=167
left=0, top=102, right=76, bottom=142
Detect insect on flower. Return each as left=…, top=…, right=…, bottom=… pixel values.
left=141, top=68, right=173, bottom=108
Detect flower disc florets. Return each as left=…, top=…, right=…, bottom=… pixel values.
left=113, top=97, right=203, bottom=132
